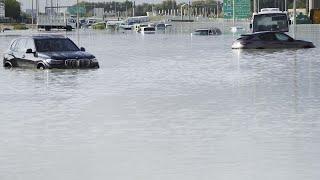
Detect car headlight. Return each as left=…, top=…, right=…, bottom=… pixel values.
left=232, top=41, right=244, bottom=49
left=46, top=59, right=63, bottom=64
left=46, top=59, right=53, bottom=63
left=91, top=58, right=98, bottom=63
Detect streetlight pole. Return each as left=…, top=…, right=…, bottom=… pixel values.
left=36, top=0, right=39, bottom=30
left=188, top=1, right=191, bottom=20
left=181, top=4, right=187, bottom=20
left=77, top=0, right=80, bottom=46
left=293, top=0, right=297, bottom=38
left=285, top=0, right=287, bottom=11
left=31, top=0, right=34, bottom=29
left=232, top=0, right=235, bottom=26
left=216, top=1, right=219, bottom=18
left=133, top=1, right=135, bottom=17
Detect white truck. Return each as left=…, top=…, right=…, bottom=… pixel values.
left=250, top=8, right=291, bottom=33
left=37, top=15, right=77, bottom=31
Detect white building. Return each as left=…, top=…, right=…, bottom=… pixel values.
left=93, top=8, right=104, bottom=18
left=0, top=2, right=5, bottom=18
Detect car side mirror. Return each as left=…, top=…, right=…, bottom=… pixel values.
left=26, top=48, right=33, bottom=53
left=80, top=47, right=86, bottom=52
left=249, top=24, right=252, bottom=29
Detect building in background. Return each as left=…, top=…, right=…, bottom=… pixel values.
left=93, top=8, right=104, bottom=18
left=0, top=1, right=5, bottom=18
left=223, top=0, right=251, bottom=19
left=312, top=0, right=320, bottom=8
left=25, top=9, right=37, bottom=18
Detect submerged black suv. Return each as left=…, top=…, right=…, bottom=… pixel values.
left=3, top=35, right=99, bottom=69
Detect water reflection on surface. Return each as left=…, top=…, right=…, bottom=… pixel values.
left=0, top=28, right=320, bottom=180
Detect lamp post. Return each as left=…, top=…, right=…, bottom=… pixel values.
left=232, top=0, right=235, bottom=26
left=285, top=0, right=287, bottom=11
left=181, top=4, right=187, bottom=20
left=133, top=1, right=135, bottom=17
left=293, top=0, right=296, bottom=38
left=36, top=0, right=39, bottom=30
left=31, top=0, right=34, bottom=29
left=77, top=0, right=80, bottom=46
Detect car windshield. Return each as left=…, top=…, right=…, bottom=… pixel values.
left=253, top=13, right=289, bottom=32
left=258, top=33, right=277, bottom=41
left=157, top=24, right=165, bottom=28
left=35, top=38, right=80, bottom=52
left=144, top=27, right=155, bottom=31
left=275, top=33, right=291, bottom=41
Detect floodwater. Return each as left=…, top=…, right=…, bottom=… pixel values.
left=0, top=26, right=320, bottom=180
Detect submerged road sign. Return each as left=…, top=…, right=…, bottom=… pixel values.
left=223, top=0, right=251, bottom=19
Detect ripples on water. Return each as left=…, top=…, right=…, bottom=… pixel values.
left=0, top=26, right=320, bottom=180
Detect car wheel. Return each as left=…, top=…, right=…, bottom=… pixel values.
left=3, top=61, right=13, bottom=69
left=37, top=64, right=46, bottom=70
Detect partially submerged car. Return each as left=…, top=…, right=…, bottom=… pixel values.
left=232, top=31, right=315, bottom=49
left=3, top=35, right=99, bottom=69
left=192, top=28, right=222, bottom=36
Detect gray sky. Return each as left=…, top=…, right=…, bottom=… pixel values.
left=19, top=0, right=188, bottom=11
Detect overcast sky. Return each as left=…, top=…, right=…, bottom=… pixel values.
left=19, top=0, right=191, bottom=11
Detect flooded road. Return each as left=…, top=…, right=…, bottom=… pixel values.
left=0, top=27, right=320, bottom=180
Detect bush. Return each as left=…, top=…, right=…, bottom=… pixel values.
left=13, top=24, right=28, bottom=30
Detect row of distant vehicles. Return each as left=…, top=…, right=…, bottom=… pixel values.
left=2, top=8, right=316, bottom=70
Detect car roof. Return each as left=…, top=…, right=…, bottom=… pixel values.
left=196, top=28, right=220, bottom=31
left=241, top=31, right=284, bottom=36
left=25, top=34, right=67, bottom=40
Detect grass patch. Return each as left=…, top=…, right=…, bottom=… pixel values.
left=13, top=24, right=28, bottom=30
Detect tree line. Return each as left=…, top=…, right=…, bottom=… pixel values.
left=73, top=0, right=222, bottom=17
left=1, top=0, right=310, bottom=22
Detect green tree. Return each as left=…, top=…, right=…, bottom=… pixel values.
left=5, top=0, right=21, bottom=20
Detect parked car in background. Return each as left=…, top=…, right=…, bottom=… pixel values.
left=192, top=28, right=222, bottom=36
left=232, top=31, right=315, bottom=49
left=140, top=26, right=156, bottom=34
left=3, top=35, right=99, bottom=69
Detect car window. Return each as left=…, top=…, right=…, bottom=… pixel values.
left=25, top=39, right=35, bottom=51
left=10, top=40, right=17, bottom=51
left=238, top=35, right=254, bottom=40
left=197, top=30, right=208, bottom=35
left=13, top=39, right=23, bottom=52
left=35, top=38, right=79, bottom=52
left=258, top=33, right=277, bottom=41
left=16, top=38, right=27, bottom=52
left=275, top=33, right=291, bottom=41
